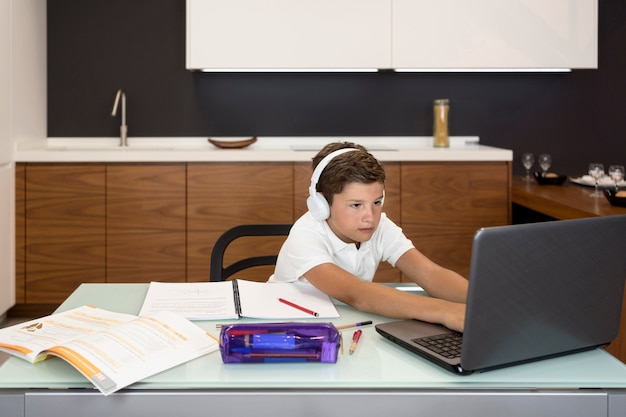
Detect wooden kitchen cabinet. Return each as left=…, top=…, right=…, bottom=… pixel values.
left=15, top=160, right=510, bottom=305
left=294, top=162, right=312, bottom=219
left=14, top=164, right=25, bottom=304
left=401, top=162, right=511, bottom=278
left=187, top=162, right=294, bottom=282
left=23, top=164, right=106, bottom=304
left=377, top=162, right=402, bottom=282
left=106, top=163, right=186, bottom=283
left=22, top=163, right=187, bottom=303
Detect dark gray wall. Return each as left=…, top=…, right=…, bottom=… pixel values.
left=48, top=0, right=626, bottom=176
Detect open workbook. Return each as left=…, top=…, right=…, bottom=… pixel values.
left=138, top=280, right=340, bottom=320
left=0, top=306, right=219, bottom=396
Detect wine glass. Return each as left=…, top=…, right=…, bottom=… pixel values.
left=521, top=153, right=534, bottom=182
left=588, top=163, right=605, bottom=197
left=608, top=165, right=624, bottom=191
left=538, top=154, right=552, bottom=176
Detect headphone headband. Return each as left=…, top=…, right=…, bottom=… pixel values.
left=307, top=148, right=359, bottom=221
left=309, top=148, right=359, bottom=194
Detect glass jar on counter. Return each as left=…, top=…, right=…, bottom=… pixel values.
left=433, top=99, right=450, bottom=148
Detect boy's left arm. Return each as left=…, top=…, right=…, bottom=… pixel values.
left=394, top=248, right=468, bottom=303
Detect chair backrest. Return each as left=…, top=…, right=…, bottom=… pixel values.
left=209, top=224, right=293, bottom=281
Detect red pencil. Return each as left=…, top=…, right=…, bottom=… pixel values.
left=278, top=298, right=319, bottom=317
left=349, top=329, right=362, bottom=355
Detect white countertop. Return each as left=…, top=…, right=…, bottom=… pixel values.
left=14, top=136, right=512, bottom=162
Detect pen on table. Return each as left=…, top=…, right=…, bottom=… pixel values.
left=340, top=332, right=344, bottom=355
left=336, top=320, right=373, bottom=331
left=220, top=320, right=373, bottom=330
left=278, top=298, right=319, bottom=317
left=349, top=329, right=362, bottom=355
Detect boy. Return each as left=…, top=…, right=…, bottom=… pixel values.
left=269, top=142, right=468, bottom=332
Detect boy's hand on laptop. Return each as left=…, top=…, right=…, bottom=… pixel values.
left=442, top=302, right=466, bottom=333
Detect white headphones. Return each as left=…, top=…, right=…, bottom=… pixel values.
left=307, top=148, right=359, bottom=221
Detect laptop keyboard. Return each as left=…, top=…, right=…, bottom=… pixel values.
left=413, top=333, right=463, bottom=359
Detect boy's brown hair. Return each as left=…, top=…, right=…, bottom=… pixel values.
left=312, top=142, right=386, bottom=205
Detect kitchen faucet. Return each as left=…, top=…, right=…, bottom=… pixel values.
left=111, top=89, right=127, bottom=147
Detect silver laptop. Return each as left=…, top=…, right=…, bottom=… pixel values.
left=376, top=215, right=626, bottom=375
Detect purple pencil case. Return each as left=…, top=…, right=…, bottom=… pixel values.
left=219, top=322, right=340, bottom=363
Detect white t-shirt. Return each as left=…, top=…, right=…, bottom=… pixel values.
left=269, top=212, right=414, bottom=283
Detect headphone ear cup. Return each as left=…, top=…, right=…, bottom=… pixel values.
left=307, top=148, right=358, bottom=222
left=307, top=192, right=330, bottom=221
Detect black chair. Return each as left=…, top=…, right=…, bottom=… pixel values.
left=209, top=224, right=293, bottom=282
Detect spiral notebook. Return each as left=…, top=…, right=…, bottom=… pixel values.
left=376, top=215, right=626, bottom=374
left=139, top=280, right=340, bottom=320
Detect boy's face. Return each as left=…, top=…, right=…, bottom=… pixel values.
left=327, top=181, right=384, bottom=245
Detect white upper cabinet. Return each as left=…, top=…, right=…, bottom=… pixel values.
left=186, top=0, right=392, bottom=70
left=392, top=0, right=598, bottom=70
left=186, top=0, right=597, bottom=71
